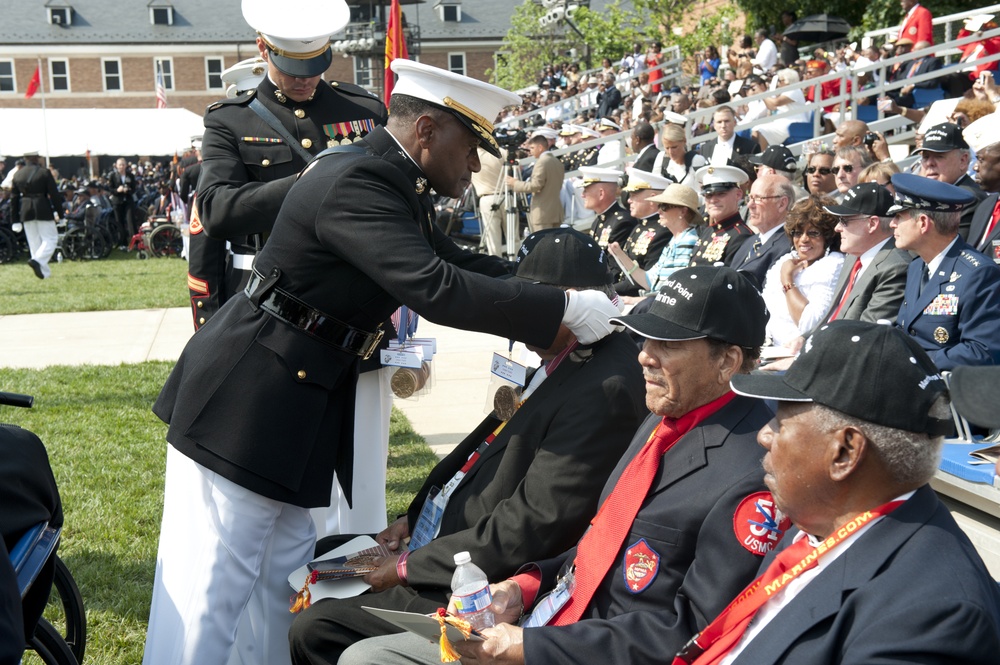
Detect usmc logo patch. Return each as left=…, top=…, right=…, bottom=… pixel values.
left=622, top=538, right=660, bottom=594
left=733, top=492, right=790, bottom=556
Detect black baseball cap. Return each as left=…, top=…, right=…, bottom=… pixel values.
left=748, top=145, right=798, bottom=173
left=610, top=266, right=768, bottom=347
left=950, top=366, right=1000, bottom=429
left=916, top=122, right=969, bottom=154
left=514, top=228, right=612, bottom=287
left=731, top=320, right=952, bottom=436
left=823, top=182, right=894, bottom=217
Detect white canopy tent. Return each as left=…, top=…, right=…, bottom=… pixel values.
left=0, top=108, right=205, bottom=158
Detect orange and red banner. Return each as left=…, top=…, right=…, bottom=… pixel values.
left=383, top=0, right=408, bottom=105
left=25, top=66, right=41, bottom=99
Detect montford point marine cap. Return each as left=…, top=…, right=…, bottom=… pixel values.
left=648, top=183, right=701, bottom=217
left=611, top=266, right=768, bottom=347
left=390, top=59, right=521, bottom=158
left=514, top=227, right=611, bottom=287
left=963, top=114, right=1000, bottom=154
left=731, top=320, right=952, bottom=436
left=887, top=173, right=977, bottom=215
left=622, top=167, right=673, bottom=192
left=576, top=166, right=621, bottom=187
left=695, top=164, right=749, bottom=194
left=916, top=122, right=969, bottom=154
left=823, top=182, right=894, bottom=217
left=950, top=365, right=1000, bottom=429
left=242, top=0, right=348, bottom=78
left=222, top=57, right=267, bottom=98
left=748, top=145, right=798, bottom=174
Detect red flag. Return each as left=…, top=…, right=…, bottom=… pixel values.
left=25, top=66, right=41, bottom=99
left=383, top=0, right=408, bottom=105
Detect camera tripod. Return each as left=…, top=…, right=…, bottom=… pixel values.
left=485, top=151, right=526, bottom=261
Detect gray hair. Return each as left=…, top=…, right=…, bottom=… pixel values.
left=811, top=397, right=949, bottom=486
left=925, top=209, right=961, bottom=236
left=835, top=145, right=874, bottom=168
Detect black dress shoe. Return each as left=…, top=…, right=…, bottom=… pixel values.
left=28, top=259, right=45, bottom=279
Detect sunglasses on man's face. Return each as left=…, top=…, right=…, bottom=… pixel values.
left=831, top=165, right=854, bottom=174
left=806, top=166, right=833, bottom=175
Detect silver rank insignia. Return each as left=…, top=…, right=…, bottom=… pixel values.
left=415, top=177, right=427, bottom=194
left=950, top=272, right=960, bottom=282
left=933, top=326, right=949, bottom=344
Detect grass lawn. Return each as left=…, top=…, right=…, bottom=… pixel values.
left=0, top=363, right=439, bottom=665
left=0, top=250, right=189, bottom=315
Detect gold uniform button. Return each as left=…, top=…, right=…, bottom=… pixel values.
left=261, top=158, right=271, bottom=167
left=294, top=109, right=305, bottom=119
left=198, top=317, right=206, bottom=325
left=196, top=301, right=203, bottom=308
left=297, top=370, right=307, bottom=379
left=302, top=138, right=313, bottom=149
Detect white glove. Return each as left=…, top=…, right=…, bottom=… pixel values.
left=562, top=290, right=622, bottom=345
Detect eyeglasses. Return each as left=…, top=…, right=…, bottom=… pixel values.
left=831, top=165, right=854, bottom=174
left=806, top=166, right=833, bottom=175
left=747, top=195, right=783, bottom=204
left=790, top=229, right=823, bottom=239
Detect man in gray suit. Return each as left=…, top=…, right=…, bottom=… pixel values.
left=508, top=134, right=565, bottom=232
left=764, top=183, right=910, bottom=370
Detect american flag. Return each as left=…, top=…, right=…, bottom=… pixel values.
left=155, top=63, right=168, bottom=109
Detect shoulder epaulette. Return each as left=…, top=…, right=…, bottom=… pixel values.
left=959, top=250, right=983, bottom=268
left=206, top=89, right=256, bottom=113
left=327, top=80, right=380, bottom=100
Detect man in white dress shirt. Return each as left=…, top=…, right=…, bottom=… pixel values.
left=752, top=28, right=778, bottom=73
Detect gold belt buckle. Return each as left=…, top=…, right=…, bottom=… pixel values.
left=362, top=327, right=385, bottom=360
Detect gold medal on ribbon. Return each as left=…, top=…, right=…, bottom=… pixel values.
left=493, top=385, right=521, bottom=420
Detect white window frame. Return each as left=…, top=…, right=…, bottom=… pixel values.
left=353, top=56, right=373, bottom=88
left=102, top=57, right=122, bottom=92
left=205, top=57, right=224, bottom=91
left=48, top=7, right=73, bottom=26
left=150, top=6, right=174, bottom=26
left=49, top=58, right=70, bottom=92
left=447, top=52, right=466, bottom=76
left=438, top=3, right=461, bottom=22
left=0, top=59, right=15, bottom=94
left=154, top=57, right=174, bottom=91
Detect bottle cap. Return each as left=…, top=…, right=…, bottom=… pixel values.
left=453, top=551, right=471, bottom=566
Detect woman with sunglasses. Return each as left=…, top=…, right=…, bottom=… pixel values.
left=804, top=148, right=838, bottom=197
left=618, top=183, right=702, bottom=304
left=761, top=196, right=844, bottom=346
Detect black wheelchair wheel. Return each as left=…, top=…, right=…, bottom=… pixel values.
left=61, top=228, right=105, bottom=261
left=50, top=555, right=86, bottom=663
left=24, top=618, right=79, bottom=665
left=149, top=224, right=183, bottom=258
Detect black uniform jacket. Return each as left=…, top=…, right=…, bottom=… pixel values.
left=154, top=126, right=566, bottom=508
left=523, top=396, right=777, bottom=665
left=10, top=164, right=60, bottom=222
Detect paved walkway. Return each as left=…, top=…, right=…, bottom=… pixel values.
left=0, top=308, right=508, bottom=456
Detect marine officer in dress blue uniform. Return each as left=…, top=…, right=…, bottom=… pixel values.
left=891, top=172, right=1000, bottom=370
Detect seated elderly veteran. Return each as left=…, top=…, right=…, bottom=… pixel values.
left=581, top=166, right=636, bottom=249
left=147, top=59, right=624, bottom=665
left=672, top=320, right=1000, bottom=664
left=890, top=172, right=1000, bottom=369
left=339, top=266, right=790, bottom=665
left=607, top=167, right=674, bottom=295
left=689, top=165, right=754, bottom=268
left=288, top=228, right=646, bottom=665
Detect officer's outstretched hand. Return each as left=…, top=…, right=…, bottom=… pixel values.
left=562, top=289, right=622, bottom=345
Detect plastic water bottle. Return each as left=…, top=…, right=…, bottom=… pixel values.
left=450, top=551, right=495, bottom=630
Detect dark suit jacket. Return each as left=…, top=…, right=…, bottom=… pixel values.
left=810, top=238, right=911, bottom=329
left=734, top=229, right=792, bottom=290
left=295, top=331, right=647, bottom=648
left=154, top=126, right=567, bottom=508
left=969, top=191, right=1000, bottom=253
left=108, top=169, right=136, bottom=206
left=632, top=144, right=660, bottom=172
left=699, top=135, right=761, bottom=163
left=955, top=173, right=988, bottom=242
left=522, top=396, right=779, bottom=665
left=896, top=237, right=1000, bottom=370
left=10, top=163, right=60, bottom=222
left=597, top=85, right=623, bottom=120
left=730, top=486, right=1000, bottom=664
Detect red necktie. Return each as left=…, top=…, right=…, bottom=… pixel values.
left=553, top=393, right=735, bottom=625
left=681, top=537, right=818, bottom=665
left=980, top=197, right=1000, bottom=248
left=828, top=258, right=862, bottom=321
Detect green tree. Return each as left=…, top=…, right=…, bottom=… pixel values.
left=490, top=1, right=575, bottom=90
left=570, top=1, right=649, bottom=68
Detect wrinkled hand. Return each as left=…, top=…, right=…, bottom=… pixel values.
left=375, top=517, right=409, bottom=552
left=362, top=554, right=402, bottom=592
left=452, top=623, right=525, bottom=665
left=562, top=289, right=622, bottom=344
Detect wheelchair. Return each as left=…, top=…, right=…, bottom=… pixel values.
left=2, top=391, right=86, bottom=665
left=127, top=215, right=183, bottom=260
